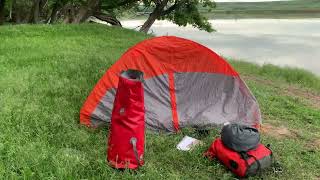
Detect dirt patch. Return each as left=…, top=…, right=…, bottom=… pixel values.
left=241, top=75, right=275, bottom=87
left=260, top=123, right=299, bottom=139
left=242, top=75, right=320, bottom=109
left=306, top=139, right=320, bottom=150
left=315, top=139, right=320, bottom=148
left=284, top=86, right=320, bottom=109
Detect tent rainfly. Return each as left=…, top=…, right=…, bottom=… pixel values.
left=80, top=36, right=261, bottom=132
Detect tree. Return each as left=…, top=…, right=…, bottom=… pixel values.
left=66, top=0, right=138, bottom=24
left=0, top=0, right=5, bottom=24
left=0, top=0, right=216, bottom=30
left=1, top=0, right=139, bottom=25
left=28, top=0, right=41, bottom=23
left=140, top=0, right=215, bottom=33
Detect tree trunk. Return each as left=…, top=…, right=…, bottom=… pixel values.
left=0, top=0, right=5, bottom=25
left=73, top=6, right=88, bottom=23
left=139, top=12, right=158, bottom=33
left=72, top=0, right=99, bottom=23
left=48, top=1, right=59, bottom=23
left=140, top=0, right=168, bottom=33
left=63, top=5, right=75, bottom=23
left=9, top=0, right=12, bottom=20
left=39, top=0, right=47, bottom=15
left=12, top=0, right=22, bottom=23
left=29, top=0, right=41, bottom=23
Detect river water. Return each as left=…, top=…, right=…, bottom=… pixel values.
left=123, top=19, right=320, bottom=76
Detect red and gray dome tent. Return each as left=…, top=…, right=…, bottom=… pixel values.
left=80, top=36, right=261, bottom=132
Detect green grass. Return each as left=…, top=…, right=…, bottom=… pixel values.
left=229, top=60, right=320, bottom=92
left=0, top=24, right=319, bottom=179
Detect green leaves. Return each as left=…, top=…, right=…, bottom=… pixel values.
left=163, top=0, right=215, bottom=32
left=140, top=0, right=216, bottom=32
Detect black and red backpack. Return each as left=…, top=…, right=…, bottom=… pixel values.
left=205, top=123, right=273, bottom=177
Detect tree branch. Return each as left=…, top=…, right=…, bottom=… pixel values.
left=161, top=0, right=178, bottom=16
left=152, top=0, right=162, bottom=6
left=103, top=0, right=138, bottom=10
